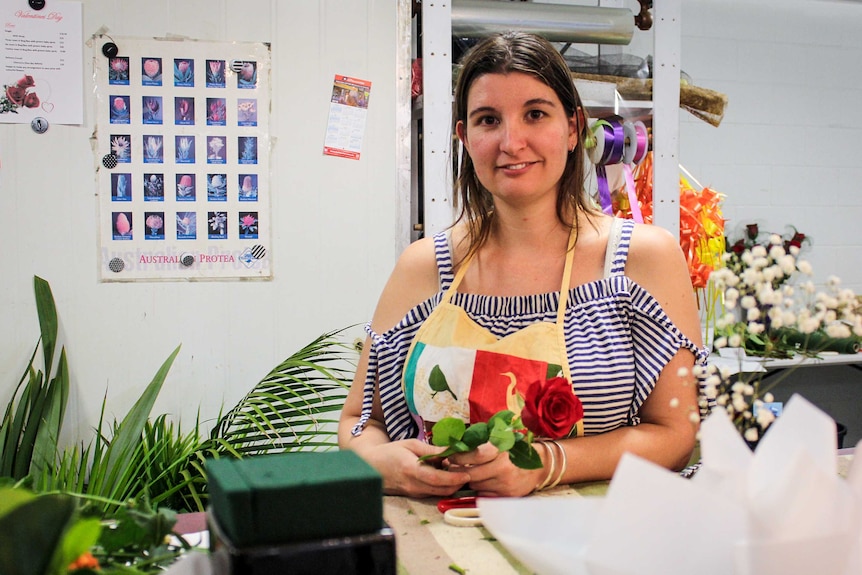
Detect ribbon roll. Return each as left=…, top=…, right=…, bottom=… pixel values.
left=620, top=120, right=647, bottom=223
left=631, top=121, right=649, bottom=165
left=589, top=116, right=627, bottom=216
left=622, top=121, right=638, bottom=165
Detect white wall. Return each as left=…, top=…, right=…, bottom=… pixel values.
left=680, top=0, right=862, bottom=292
left=0, top=0, right=410, bottom=443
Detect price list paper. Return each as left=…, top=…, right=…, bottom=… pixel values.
left=0, top=0, right=83, bottom=125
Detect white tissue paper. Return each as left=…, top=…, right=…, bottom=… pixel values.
left=479, top=394, right=862, bottom=575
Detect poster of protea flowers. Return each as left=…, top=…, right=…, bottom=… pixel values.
left=0, top=1, right=83, bottom=124
left=93, top=35, right=271, bottom=281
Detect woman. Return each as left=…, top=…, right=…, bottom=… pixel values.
left=338, top=32, right=706, bottom=498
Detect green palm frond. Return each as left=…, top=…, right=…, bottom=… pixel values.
left=210, top=327, right=359, bottom=455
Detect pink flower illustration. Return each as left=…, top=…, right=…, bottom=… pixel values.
left=2, top=75, right=40, bottom=113
left=145, top=214, right=164, bottom=231
left=5, top=85, right=24, bottom=106
left=143, top=59, right=160, bottom=79
left=241, top=62, right=254, bottom=81
left=115, top=213, right=131, bottom=236
left=23, top=92, right=39, bottom=108
left=109, top=58, right=128, bottom=73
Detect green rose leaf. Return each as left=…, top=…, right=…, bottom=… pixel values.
left=430, top=417, right=466, bottom=447
left=462, top=422, right=489, bottom=449
left=488, top=416, right=516, bottom=452
left=508, top=440, right=543, bottom=470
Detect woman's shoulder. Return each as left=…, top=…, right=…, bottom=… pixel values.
left=624, top=221, right=702, bottom=342
left=627, top=221, right=683, bottom=261
left=624, top=222, right=690, bottom=292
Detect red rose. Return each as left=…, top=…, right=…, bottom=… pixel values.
left=5, top=85, right=25, bottom=106
left=23, top=91, right=39, bottom=108
left=745, top=223, right=759, bottom=241
left=17, top=75, right=35, bottom=88
left=521, top=377, right=583, bottom=439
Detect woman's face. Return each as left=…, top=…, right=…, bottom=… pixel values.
left=457, top=72, right=577, bottom=208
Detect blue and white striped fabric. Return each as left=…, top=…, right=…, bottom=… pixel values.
left=352, top=219, right=709, bottom=441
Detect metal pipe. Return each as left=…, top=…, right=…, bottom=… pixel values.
left=452, top=0, right=634, bottom=45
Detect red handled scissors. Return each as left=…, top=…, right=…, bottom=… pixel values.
left=437, top=496, right=481, bottom=527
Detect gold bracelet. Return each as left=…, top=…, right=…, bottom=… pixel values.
left=546, top=440, right=567, bottom=490
left=534, top=441, right=556, bottom=492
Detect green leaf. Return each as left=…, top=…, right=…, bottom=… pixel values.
left=0, top=487, right=35, bottom=517
left=212, top=327, right=356, bottom=454
left=488, top=411, right=515, bottom=451
left=90, top=345, right=181, bottom=503
left=58, top=517, right=102, bottom=572
left=33, top=275, right=58, bottom=384
left=0, top=493, right=75, bottom=575
left=429, top=417, right=465, bottom=447
left=508, top=441, right=543, bottom=470
left=30, top=348, right=70, bottom=479
left=489, top=426, right=515, bottom=453
left=451, top=440, right=471, bottom=453
left=461, top=422, right=489, bottom=449
left=487, top=410, right=515, bottom=429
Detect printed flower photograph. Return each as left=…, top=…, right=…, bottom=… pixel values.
left=206, top=59, right=225, bottom=87
left=108, top=57, right=129, bottom=83
left=1, top=75, right=40, bottom=114
left=142, top=58, right=162, bottom=84
left=174, top=59, right=194, bottom=86
left=144, top=213, right=164, bottom=237
left=238, top=61, right=257, bottom=88
left=239, top=212, right=258, bottom=237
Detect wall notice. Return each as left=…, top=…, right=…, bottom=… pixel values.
left=93, top=35, right=272, bottom=281
left=323, top=75, right=371, bottom=160
left=0, top=0, right=83, bottom=125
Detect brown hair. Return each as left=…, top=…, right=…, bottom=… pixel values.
left=451, top=31, right=595, bottom=259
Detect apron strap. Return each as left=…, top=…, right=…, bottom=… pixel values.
left=440, top=249, right=473, bottom=306
left=556, top=223, right=578, bottom=383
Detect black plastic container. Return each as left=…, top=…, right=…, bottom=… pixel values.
left=208, top=510, right=397, bottom=575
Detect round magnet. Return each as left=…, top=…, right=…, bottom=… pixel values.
left=28, top=0, right=45, bottom=10
left=180, top=253, right=195, bottom=267
left=108, top=258, right=125, bottom=273
left=102, top=42, right=119, bottom=58
left=102, top=154, right=118, bottom=169
left=30, top=117, right=49, bottom=134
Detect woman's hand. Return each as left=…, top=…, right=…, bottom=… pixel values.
left=359, top=438, right=472, bottom=498
left=447, top=442, right=546, bottom=497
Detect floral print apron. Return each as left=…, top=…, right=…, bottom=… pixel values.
left=402, top=226, right=584, bottom=438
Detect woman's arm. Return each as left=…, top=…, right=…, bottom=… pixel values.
left=557, top=223, right=703, bottom=478
left=337, top=237, right=472, bottom=497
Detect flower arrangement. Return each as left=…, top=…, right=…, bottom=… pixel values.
left=698, top=225, right=862, bottom=445
left=420, top=377, right=584, bottom=472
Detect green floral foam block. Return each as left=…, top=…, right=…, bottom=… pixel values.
left=207, top=450, right=383, bottom=547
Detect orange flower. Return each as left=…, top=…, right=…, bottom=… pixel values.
left=68, top=551, right=99, bottom=571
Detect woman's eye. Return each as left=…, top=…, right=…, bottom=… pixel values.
left=477, top=115, right=498, bottom=126
left=527, top=110, right=546, bottom=121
